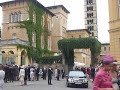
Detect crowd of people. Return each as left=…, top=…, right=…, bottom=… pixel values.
left=0, top=54, right=120, bottom=90
left=0, top=64, right=65, bottom=86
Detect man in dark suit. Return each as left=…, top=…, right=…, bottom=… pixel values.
left=24, top=66, right=28, bottom=85
left=27, top=65, right=30, bottom=81
left=35, top=66, right=40, bottom=81
left=57, top=68, right=60, bottom=81
left=47, top=67, right=53, bottom=85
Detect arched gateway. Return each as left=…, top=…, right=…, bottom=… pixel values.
left=58, top=37, right=101, bottom=71
left=21, top=50, right=26, bottom=65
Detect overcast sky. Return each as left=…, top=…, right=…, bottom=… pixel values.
left=0, top=0, right=109, bottom=43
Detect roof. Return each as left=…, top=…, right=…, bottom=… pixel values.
left=101, top=43, right=110, bottom=45
left=66, top=29, right=91, bottom=34
left=47, top=5, right=70, bottom=14
left=0, top=0, right=55, bottom=16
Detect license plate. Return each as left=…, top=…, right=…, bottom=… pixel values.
left=75, top=81, right=82, bottom=84
left=75, top=82, right=81, bottom=84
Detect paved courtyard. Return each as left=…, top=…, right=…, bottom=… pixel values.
left=4, top=78, right=93, bottom=90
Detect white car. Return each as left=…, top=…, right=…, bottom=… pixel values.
left=66, top=70, right=88, bottom=88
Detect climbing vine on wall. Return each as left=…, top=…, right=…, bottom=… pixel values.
left=43, top=13, right=49, bottom=51
left=18, top=0, right=59, bottom=64
left=18, top=0, right=44, bottom=60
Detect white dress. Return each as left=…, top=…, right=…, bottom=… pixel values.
left=54, top=69, right=57, bottom=78
left=30, top=68, right=34, bottom=81
left=0, top=70, right=5, bottom=90
left=19, top=68, right=25, bottom=85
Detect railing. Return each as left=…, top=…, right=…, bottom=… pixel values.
left=0, top=38, right=29, bottom=46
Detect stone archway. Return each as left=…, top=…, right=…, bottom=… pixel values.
left=58, top=38, right=101, bottom=71
left=8, top=51, right=15, bottom=65
left=21, top=50, right=26, bottom=65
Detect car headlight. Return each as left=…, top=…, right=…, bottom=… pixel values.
left=68, top=78, right=74, bottom=82
left=83, top=79, right=88, bottom=82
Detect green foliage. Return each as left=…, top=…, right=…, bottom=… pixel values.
left=58, top=37, right=101, bottom=66
left=40, top=55, right=62, bottom=64
left=43, top=13, right=49, bottom=50
left=20, top=20, right=34, bottom=46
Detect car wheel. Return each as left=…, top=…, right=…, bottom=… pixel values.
left=66, top=82, right=69, bottom=87
left=85, top=83, right=88, bottom=88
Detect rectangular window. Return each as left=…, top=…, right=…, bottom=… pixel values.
left=83, top=57, right=85, bottom=64
left=87, top=6, right=93, bottom=11
left=91, top=26, right=94, bottom=30
left=90, top=0, right=93, bottom=4
left=48, top=38, right=51, bottom=50
left=87, top=20, right=89, bottom=24
left=104, top=47, right=106, bottom=51
left=118, top=0, right=120, bottom=17
left=87, top=0, right=93, bottom=4
left=48, top=22, right=50, bottom=31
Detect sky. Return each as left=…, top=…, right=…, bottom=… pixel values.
left=0, top=0, right=109, bottom=43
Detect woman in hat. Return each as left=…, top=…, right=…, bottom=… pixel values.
left=93, top=55, right=114, bottom=90
left=110, top=60, right=119, bottom=90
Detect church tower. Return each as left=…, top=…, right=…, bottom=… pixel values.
left=84, top=0, right=98, bottom=39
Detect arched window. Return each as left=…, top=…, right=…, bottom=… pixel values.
left=12, top=13, right=15, bottom=22
left=9, top=13, right=13, bottom=23
left=18, top=11, right=21, bottom=22
left=14, top=12, right=18, bottom=22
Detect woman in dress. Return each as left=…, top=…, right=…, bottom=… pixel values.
left=54, top=68, right=57, bottom=80
left=30, top=66, right=34, bottom=81
left=93, top=54, right=114, bottom=90
left=19, top=65, right=25, bottom=85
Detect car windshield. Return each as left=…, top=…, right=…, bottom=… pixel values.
left=69, top=71, right=85, bottom=77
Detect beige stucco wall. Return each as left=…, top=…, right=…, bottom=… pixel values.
left=48, top=6, right=68, bottom=52
left=74, top=49, right=91, bottom=67
left=2, top=1, right=28, bottom=40
left=100, top=43, right=110, bottom=55
left=66, top=30, right=90, bottom=38
left=108, top=0, right=120, bottom=62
